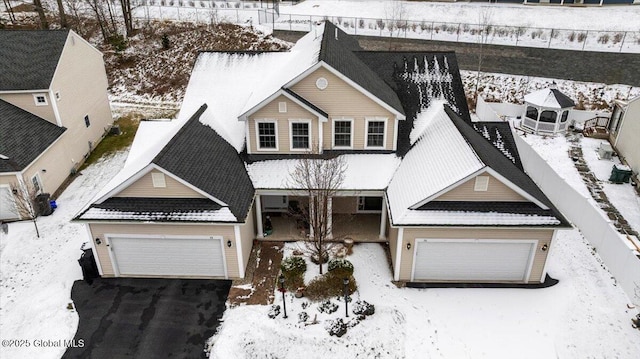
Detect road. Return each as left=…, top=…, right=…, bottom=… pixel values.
left=274, top=30, right=640, bottom=87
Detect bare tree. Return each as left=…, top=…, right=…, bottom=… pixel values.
left=289, top=153, right=347, bottom=274
left=3, top=0, right=17, bottom=25
left=55, top=0, right=68, bottom=27
left=33, top=0, right=49, bottom=29
left=474, top=6, right=493, bottom=97
left=385, top=0, right=407, bottom=50
left=120, top=0, right=133, bottom=36
left=4, top=181, right=41, bottom=238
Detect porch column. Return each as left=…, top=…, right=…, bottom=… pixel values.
left=256, top=195, right=264, bottom=238
left=327, top=196, right=333, bottom=239
left=379, top=197, right=387, bottom=240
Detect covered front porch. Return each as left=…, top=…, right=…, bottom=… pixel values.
left=255, top=193, right=388, bottom=242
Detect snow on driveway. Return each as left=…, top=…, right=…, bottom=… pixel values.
left=0, top=152, right=127, bottom=359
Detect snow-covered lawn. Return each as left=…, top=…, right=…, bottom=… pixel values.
left=209, top=236, right=640, bottom=358
left=0, top=152, right=127, bottom=359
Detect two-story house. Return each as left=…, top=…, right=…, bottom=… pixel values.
left=0, top=29, right=113, bottom=221
left=76, top=22, right=568, bottom=284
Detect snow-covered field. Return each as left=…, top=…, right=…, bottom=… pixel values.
left=0, top=152, right=127, bottom=359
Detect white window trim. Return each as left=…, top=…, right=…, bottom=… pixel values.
left=288, top=119, right=312, bottom=152
left=364, top=117, right=388, bottom=149
left=31, top=173, right=43, bottom=194
left=474, top=176, right=490, bottom=191
left=151, top=172, right=166, bottom=188
left=278, top=101, right=287, bottom=113
left=331, top=118, right=354, bottom=149
left=33, top=94, right=48, bottom=106
left=255, top=119, right=279, bottom=151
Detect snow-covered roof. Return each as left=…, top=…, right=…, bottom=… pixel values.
left=398, top=210, right=561, bottom=226
left=387, top=102, right=484, bottom=224
left=77, top=207, right=236, bottom=222
left=247, top=153, right=401, bottom=190
left=524, top=86, right=575, bottom=109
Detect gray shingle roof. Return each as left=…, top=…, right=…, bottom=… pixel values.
left=0, top=29, right=69, bottom=91
left=418, top=201, right=565, bottom=221
left=550, top=88, right=576, bottom=108
left=319, top=22, right=405, bottom=116
left=152, top=104, right=255, bottom=221
left=0, top=99, right=66, bottom=172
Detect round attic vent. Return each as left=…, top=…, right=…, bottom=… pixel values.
left=316, top=77, right=328, bottom=90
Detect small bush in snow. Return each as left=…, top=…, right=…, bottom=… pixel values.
left=325, top=318, right=348, bottom=337
left=352, top=300, right=375, bottom=316
left=328, top=258, right=354, bottom=278
left=301, top=301, right=310, bottom=309
left=318, top=300, right=338, bottom=314
left=268, top=305, right=281, bottom=319
left=298, top=311, right=309, bottom=323
left=281, top=256, right=306, bottom=277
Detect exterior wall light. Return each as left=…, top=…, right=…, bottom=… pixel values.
left=541, top=243, right=549, bottom=252
left=95, top=238, right=102, bottom=245
left=227, top=240, right=232, bottom=248
left=406, top=242, right=411, bottom=250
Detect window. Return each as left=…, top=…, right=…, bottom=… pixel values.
left=31, top=174, right=42, bottom=193
left=256, top=121, right=278, bottom=150
left=333, top=119, right=353, bottom=148
left=84, top=115, right=91, bottom=128
left=290, top=121, right=310, bottom=150
left=365, top=118, right=386, bottom=148
left=278, top=102, right=287, bottom=113
left=539, top=110, right=556, bottom=123
left=474, top=176, right=489, bottom=191
left=560, top=110, right=568, bottom=123
left=525, top=106, right=538, bottom=120
left=33, top=94, right=47, bottom=106
left=151, top=172, right=166, bottom=188
left=358, top=197, right=383, bottom=212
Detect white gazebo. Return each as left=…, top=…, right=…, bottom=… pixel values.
left=522, top=85, right=575, bottom=134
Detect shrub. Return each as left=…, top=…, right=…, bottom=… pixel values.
left=305, top=274, right=357, bottom=301
left=318, top=300, right=339, bottom=314
left=325, top=318, right=347, bottom=337
left=298, top=311, right=309, bottom=323
left=352, top=301, right=375, bottom=316
left=109, top=34, right=128, bottom=53
left=359, top=19, right=365, bottom=29
left=268, top=305, right=280, bottom=319
left=281, top=256, right=306, bottom=277
left=598, top=34, right=610, bottom=44
left=328, top=258, right=354, bottom=278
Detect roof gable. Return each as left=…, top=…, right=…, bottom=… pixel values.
left=0, top=99, right=66, bottom=172
left=524, top=87, right=575, bottom=109
left=153, top=104, right=255, bottom=220
left=0, top=30, right=69, bottom=91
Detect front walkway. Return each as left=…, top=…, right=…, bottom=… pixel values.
left=228, top=241, right=284, bottom=306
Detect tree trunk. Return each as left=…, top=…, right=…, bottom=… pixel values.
left=3, top=0, right=17, bottom=24
left=56, top=0, right=68, bottom=28
left=33, top=0, right=49, bottom=29
left=120, top=0, right=133, bottom=37
left=32, top=218, right=40, bottom=238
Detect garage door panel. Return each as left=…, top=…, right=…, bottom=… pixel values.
left=413, top=240, right=535, bottom=282
left=110, top=236, right=225, bottom=277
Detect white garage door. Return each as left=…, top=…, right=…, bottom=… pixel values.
left=0, top=186, right=18, bottom=220
left=109, top=236, right=226, bottom=277
left=413, top=239, right=536, bottom=282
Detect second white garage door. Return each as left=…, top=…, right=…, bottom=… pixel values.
left=109, top=236, right=226, bottom=278
left=412, top=239, right=536, bottom=282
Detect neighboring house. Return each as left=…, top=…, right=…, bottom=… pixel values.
left=609, top=95, right=640, bottom=183
left=0, top=29, right=113, bottom=221
left=76, top=22, right=568, bottom=284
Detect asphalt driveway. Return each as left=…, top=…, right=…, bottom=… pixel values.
left=63, top=278, right=231, bottom=359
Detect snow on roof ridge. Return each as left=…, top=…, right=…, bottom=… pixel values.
left=409, top=99, right=449, bottom=145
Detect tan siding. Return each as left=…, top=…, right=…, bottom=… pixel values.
left=0, top=93, right=57, bottom=124
left=398, top=227, right=554, bottom=283
left=332, top=197, right=357, bottom=214
left=612, top=99, right=640, bottom=175
left=89, top=223, right=239, bottom=278
left=248, top=95, right=317, bottom=154
left=115, top=170, right=205, bottom=198
left=239, top=203, right=256, bottom=275
left=292, top=67, right=396, bottom=150
left=435, top=174, right=528, bottom=202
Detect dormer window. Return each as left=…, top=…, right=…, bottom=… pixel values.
left=33, top=94, right=47, bottom=106
left=256, top=120, right=278, bottom=150
left=365, top=117, right=387, bottom=148
left=332, top=118, right=353, bottom=149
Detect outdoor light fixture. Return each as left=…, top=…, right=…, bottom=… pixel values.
left=279, top=274, right=288, bottom=318
left=406, top=242, right=411, bottom=250
left=41, top=169, right=46, bottom=173
left=541, top=243, right=549, bottom=252
left=227, top=240, right=232, bottom=248
left=95, top=238, right=101, bottom=245
left=343, top=277, right=349, bottom=318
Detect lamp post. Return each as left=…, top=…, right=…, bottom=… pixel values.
left=343, top=277, right=349, bottom=318
left=278, top=274, right=288, bottom=319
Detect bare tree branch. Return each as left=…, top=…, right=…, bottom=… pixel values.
left=3, top=180, right=41, bottom=238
